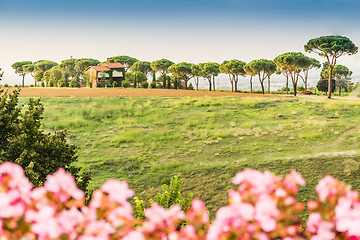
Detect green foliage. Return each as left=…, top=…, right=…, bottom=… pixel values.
left=141, top=81, right=149, bottom=89
left=274, top=52, right=313, bottom=96
left=157, top=75, right=171, bottom=88
left=199, top=62, right=220, bottom=91
left=220, top=59, right=246, bottom=92
left=151, top=59, right=174, bottom=89
left=0, top=88, right=90, bottom=191
left=168, top=62, right=193, bottom=90
left=122, top=81, right=130, bottom=88
left=107, top=56, right=139, bottom=72
left=246, top=59, right=276, bottom=94
left=317, top=78, right=335, bottom=93
left=11, top=61, right=33, bottom=87
left=150, top=81, right=157, bottom=88
left=188, top=83, right=194, bottom=90
left=190, top=64, right=202, bottom=90
left=59, top=59, right=78, bottom=78
left=297, top=86, right=305, bottom=92
left=0, top=67, right=3, bottom=82
left=305, top=35, right=358, bottom=98
left=134, top=176, right=193, bottom=219
left=130, top=71, right=147, bottom=88
left=130, top=61, right=152, bottom=77
left=69, top=77, right=81, bottom=88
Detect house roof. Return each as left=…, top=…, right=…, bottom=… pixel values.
left=88, top=66, right=110, bottom=72
left=103, top=62, right=125, bottom=69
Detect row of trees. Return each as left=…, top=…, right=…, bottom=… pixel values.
left=11, top=58, right=101, bottom=88
left=8, top=35, right=358, bottom=98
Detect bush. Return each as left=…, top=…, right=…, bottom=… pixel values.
left=188, top=83, right=194, bottom=90
left=4, top=84, right=9, bottom=87
left=0, top=88, right=90, bottom=191
left=150, top=81, right=157, bottom=88
left=134, top=176, right=193, bottom=220
left=69, top=78, right=81, bottom=88
left=297, top=85, right=305, bottom=92
left=141, top=81, right=149, bottom=89
left=122, top=80, right=130, bottom=88
left=299, top=90, right=313, bottom=95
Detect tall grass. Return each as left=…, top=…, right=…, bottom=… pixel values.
left=25, top=96, right=360, bottom=216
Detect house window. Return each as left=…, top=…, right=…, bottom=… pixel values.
left=113, top=70, right=123, bottom=77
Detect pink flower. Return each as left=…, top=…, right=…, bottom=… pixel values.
left=44, top=168, right=84, bottom=202
left=307, top=201, right=318, bottom=210
left=143, top=203, right=185, bottom=233
left=0, top=192, right=27, bottom=218
left=282, top=169, right=306, bottom=194
left=25, top=206, right=62, bottom=239
left=307, top=213, right=322, bottom=234
left=255, top=194, right=279, bottom=232
left=186, top=199, right=209, bottom=224
left=57, top=207, right=84, bottom=235
left=232, top=169, right=278, bottom=195
left=315, top=175, right=337, bottom=202
left=101, top=179, right=134, bottom=204
left=123, top=230, right=145, bottom=240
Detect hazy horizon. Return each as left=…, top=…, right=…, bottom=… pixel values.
left=1, top=0, right=360, bottom=90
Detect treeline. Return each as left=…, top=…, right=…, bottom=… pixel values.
left=5, top=35, right=358, bottom=98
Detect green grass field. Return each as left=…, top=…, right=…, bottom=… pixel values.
left=22, top=95, right=360, bottom=216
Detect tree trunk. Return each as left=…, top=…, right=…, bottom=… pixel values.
left=260, top=82, right=265, bottom=94
left=250, top=75, right=253, bottom=93
left=212, top=76, right=216, bottom=91
left=163, top=74, right=166, bottom=88
left=230, top=77, right=234, bottom=92
left=338, top=80, right=341, bottom=96
left=185, top=80, right=188, bottom=90
left=268, top=76, right=270, bottom=93
left=208, top=79, right=212, bottom=91
left=293, top=83, right=297, bottom=96
left=195, top=77, right=199, bottom=90
left=328, top=67, right=333, bottom=99
left=22, top=74, right=25, bottom=87
left=234, top=76, right=238, bottom=92
left=286, top=75, right=289, bottom=94
left=304, top=71, right=308, bottom=90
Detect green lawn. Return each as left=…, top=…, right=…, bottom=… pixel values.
left=22, top=96, right=360, bottom=216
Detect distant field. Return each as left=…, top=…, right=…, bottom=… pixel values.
left=11, top=87, right=288, bottom=98
left=17, top=94, right=360, bottom=217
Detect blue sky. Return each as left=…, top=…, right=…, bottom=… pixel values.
left=1, top=0, right=360, bottom=89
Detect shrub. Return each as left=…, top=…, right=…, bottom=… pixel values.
left=134, top=176, right=193, bottom=220
left=188, top=83, right=194, bottom=90
left=69, top=78, right=80, bottom=88
left=297, top=85, right=305, bottom=92
left=299, top=90, right=313, bottom=95
left=141, top=81, right=149, bottom=89
left=0, top=88, right=90, bottom=191
left=4, top=83, right=9, bottom=87
left=150, top=81, right=157, bottom=88
left=122, top=80, right=130, bottom=88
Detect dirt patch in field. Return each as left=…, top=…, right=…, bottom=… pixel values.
left=5, top=87, right=293, bottom=98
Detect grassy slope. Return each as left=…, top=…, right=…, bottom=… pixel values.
left=23, top=96, right=360, bottom=216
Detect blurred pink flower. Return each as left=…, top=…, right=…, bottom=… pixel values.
left=44, top=168, right=84, bottom=202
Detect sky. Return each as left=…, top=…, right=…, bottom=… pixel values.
left=1, top=0, right=360, bottom=89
